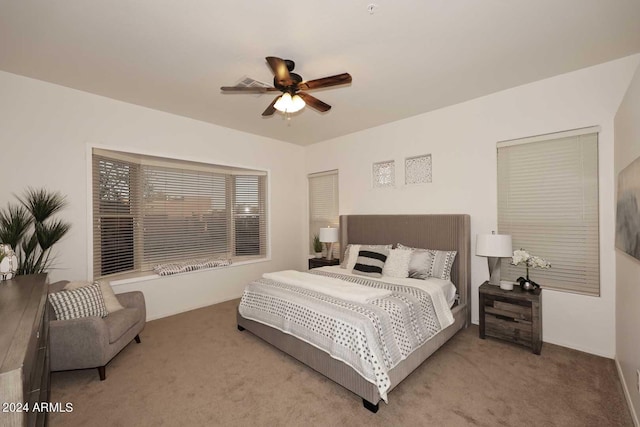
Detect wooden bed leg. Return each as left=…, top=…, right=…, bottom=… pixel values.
left=363, top=399, right=379, bottom=413
left=98, top=366, right=106, bottom=381
left=134, top=334, right=141, bottom=343
left=237, top=324, right=245, bottom=331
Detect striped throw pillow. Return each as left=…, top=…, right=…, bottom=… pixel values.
left=429, top=250, right=457, bottom=281
left=352, top=246, right=389, bottom=278
left=48, top=283, right=108, bottom=320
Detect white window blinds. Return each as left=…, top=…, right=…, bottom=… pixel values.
left=497, top=129, right=600, bottom=296
left=92, top=148, right=267, bottom=278
left=308, top=170, right=339, bottom=255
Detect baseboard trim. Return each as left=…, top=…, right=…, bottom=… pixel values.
left=615, top=357, right=639, bottom=426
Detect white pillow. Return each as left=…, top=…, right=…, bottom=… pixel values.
left=382, top=249, right=412, bottom=278
left=341, top=244, right=361, bottom=270
left=64, top=280, right=125, bottom=314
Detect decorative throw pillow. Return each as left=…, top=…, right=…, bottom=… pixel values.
left=397, top=244, right=433, bottom=280
left=48, top=283, right=108, bottom=320
left=64, top=280, right=124, bottom=314
left=352, top=246, right=389, bottom=278
left=429, top=250, right=457, bottom=281
left=382, top=248, right=412, bottom=278
left=153, top=258, right=232, bottom=276
left=342, top=244, right=392, bottom=271
left=340, top=244, right=361, bottom=270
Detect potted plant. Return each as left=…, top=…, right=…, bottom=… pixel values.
left=511, top=249, right=551, bottom=291
left=312, top=234, right=323, bottom=258
left=0, top=188, right=71, bottom=276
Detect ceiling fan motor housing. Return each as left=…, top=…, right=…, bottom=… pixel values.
left=274, top=73, right=303, bottom=92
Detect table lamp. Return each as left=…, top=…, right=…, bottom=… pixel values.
left=476, top=232, right=513, bottom=290
left=319, top=227, right=339, bottom=261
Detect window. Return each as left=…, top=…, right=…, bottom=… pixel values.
left=92, top=148, right=268, bottom=278
left=497, top=128, right=599, bottom=295
left=308, top=170, right=339, bottom=256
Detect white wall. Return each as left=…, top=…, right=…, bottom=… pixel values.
left=0, top=71, right=307, bottom=320
left=305, top=54, right=640, bottom=358
left=614, top=63, right=640, bottom=424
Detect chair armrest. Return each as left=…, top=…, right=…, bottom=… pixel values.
left=49, top=316, right=110, bottom=368
left=116, top=291, right=146, bottom=319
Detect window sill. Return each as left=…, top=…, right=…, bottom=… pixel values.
left=107, top=257, right=271, bottom=288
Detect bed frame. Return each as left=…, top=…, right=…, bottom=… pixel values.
left=237, top=214, right=471, bottom=413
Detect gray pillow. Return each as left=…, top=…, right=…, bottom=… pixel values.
left=352, top=246, right=389, bottom=278
left=397, top=243, right=433, bottom=279
left=407, top=249, right=433, bottom=279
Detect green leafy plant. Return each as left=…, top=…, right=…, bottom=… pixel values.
left=0, top=188, right=71, bottom=275
left=312, top=234, right=323, bottom=253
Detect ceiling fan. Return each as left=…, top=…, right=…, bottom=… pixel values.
left=221, top=57, right=352, bottom=116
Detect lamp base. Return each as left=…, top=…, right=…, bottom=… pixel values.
left=487, top=257, right=502, bottom=286
left=325, top=242, right=335, bottom=261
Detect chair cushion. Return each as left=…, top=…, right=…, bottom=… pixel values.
left=48, top=283, right=108, bottom=320
left=105, top=308, right=141, bottom=343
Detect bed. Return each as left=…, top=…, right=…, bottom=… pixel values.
left=237, top=214, right=471, bottom=412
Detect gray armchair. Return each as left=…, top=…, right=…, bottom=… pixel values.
left=48, top=281, right=146, bottom=380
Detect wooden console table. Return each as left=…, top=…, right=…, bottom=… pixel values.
left=0, top=274, right=51, bottom=426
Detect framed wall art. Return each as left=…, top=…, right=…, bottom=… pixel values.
left=373, top=160, right=395, bottom=188
left=616, top=154, right=640, bottom=261
left=405, top=154, right=432, bottom=184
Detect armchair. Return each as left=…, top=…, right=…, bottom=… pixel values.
left=48, top=281, right=146, bottom=380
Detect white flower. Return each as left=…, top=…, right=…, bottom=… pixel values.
left=511, top=249, right=530, bottom=266
left=511, top=249, right=551, bottom=269
left=529, top=256, right=551, bottom=269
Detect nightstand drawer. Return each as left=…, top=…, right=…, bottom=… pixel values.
left=484, top=296, right=532, bottom=322
left=485, top=314, right=533, bottom=346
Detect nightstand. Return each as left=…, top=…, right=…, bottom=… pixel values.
left=479, top=281, right=542, bottom=354
left=308, top=257, right=340, bottom=270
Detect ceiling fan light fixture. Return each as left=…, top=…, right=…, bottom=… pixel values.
left=274, top=93, right=305, bottom=113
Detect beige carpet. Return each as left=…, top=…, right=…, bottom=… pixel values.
left=50, top=299, right=633, bottom=427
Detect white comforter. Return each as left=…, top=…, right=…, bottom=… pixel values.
left=263, top=270, right=393, bottom=303
left=239, top=267, right=455, bottom=402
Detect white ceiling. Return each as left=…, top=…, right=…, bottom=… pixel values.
left=1, top=1, right=639, bottom=146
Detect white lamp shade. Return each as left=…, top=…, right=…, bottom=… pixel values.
left=319, top=227, right=339, bottom=243
left=476, top=234, right=512, bottom=257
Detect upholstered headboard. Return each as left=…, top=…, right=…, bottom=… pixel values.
left=339, top=214, right=471, bottom=324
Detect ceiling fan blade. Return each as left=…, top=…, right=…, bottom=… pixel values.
left=298, top=73, right=352, bottom=91
left=297, top=92, right=331, bottom=112
left=266, top=56, right=293, bottom=87
left=220, top=86, right=279, bottom=93
left=262, top=96, right=280, bottom=116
